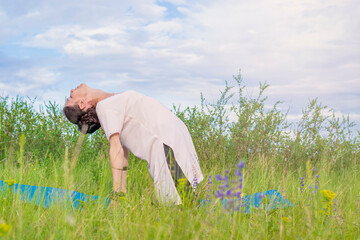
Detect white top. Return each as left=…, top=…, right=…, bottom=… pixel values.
left=96, top=90, right=204, bottom=186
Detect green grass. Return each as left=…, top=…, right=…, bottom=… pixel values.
left=0, top=73, right=359, bottom=239
left=0, top=151, right=359, bottom=239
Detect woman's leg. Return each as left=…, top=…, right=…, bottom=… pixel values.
left=147, top=141, right=182, bottom=205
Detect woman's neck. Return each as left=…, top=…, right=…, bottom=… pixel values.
left=87, top=89, right=114, bottom=107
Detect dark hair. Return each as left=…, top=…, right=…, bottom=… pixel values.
left=63, top=105, right=101, bottom=134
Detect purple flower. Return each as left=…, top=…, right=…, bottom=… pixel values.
left=223, top=175, right=229, bottom=187
left=238, top=183, right=243, bottom=189
left=236, top=191, right=242, bottom=198
left=215, top=175, right=222, bottom=181
left=316, top=175, right=320, bottom=178
left=235, top=170, right=242, bottom=177
left=315, top=185, right=318, bottom=190
left=193, top=176, right=198, bottom=188
left=237, top=161, right=245, bottom=169
left=258, top=194, right=265, bottom=199
left=226, top=189, right=232, bottom=197
left=216, top=190, right=224, bottom=199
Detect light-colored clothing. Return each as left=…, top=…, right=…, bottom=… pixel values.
left=96, top=90, right=204, bottom=204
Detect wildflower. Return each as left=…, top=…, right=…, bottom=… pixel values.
left=226, top=189, right=232, bottom=197
left=236, top=161, right=245, bottom=169
left=193, top=176, right=198, bottom=189
left=4, top=180, right=15, bottom=186
left=299, top=176, right=305, bottom=192
left=320, top=190, right=336, bottom=216
left=0, top=223, right=12, bottom=237
left=314, top=176, right=319, bottom=193
left=215, top=175, right=222, bottom=181
left=208, top=175, right=212, bottom=184
left=281, top=217, right=290, bottom=223
left=216, top=190, right=224, bottom=200
left=321, top=190, right=336, bottom=201
left=206, top=175, right=213, bottom=199
left=235, top=170, right=242, bottom=177
left=224, top=175, right=229, bottom=188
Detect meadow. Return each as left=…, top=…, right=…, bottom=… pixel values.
left=0, top=74, right=359, bottom=239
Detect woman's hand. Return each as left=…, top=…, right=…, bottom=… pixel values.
left=110, top=200, right=119, bottom=208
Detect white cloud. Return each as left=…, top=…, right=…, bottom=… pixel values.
left=0, top=83, right=12, bottom=96
left=24, top=10, right=40, bottom=18
left=0, top=0, right=359, bottom=129
left=0, top=82, right=37, bottom=95
left=24, top=25, right=128, bottom=56
left=16, top=68, right=59, bottom=85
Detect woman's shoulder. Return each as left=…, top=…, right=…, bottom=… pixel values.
left=96, top=90, right=142, bottom=110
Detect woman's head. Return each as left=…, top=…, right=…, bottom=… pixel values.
left=63, top=83, right=100, bottom=134
left=63, top=105, right=100, bottom=134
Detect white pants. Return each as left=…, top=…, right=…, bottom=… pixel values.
left=147, top=140, right=182, bottom=205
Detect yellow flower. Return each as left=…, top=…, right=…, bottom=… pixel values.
left=0, top=223, right=12, bottom=237
left=281, top=217, right=290, bottom=223
left=320, top=190, right=336, bottom=201
left=320, top=190, right=336, bottom=216
left=4, top=180, right=16, bottom=186
left=177, top=178, right=188, bottom=186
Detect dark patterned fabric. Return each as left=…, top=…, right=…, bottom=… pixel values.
left=163, top=144, right=190, bottom=188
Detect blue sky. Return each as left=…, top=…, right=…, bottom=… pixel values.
left=0, top=0, right=359, bottom=129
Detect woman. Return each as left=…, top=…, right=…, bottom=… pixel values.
left=63, top=83, right=203, bottom=205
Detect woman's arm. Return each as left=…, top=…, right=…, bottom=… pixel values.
left=109, top=133, right=129, bottom=193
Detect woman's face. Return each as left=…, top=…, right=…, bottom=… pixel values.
left=65, top=83, right=88, bottom=107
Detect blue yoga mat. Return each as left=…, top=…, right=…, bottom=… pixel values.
left=1, top=180, right=292, bottom=212
left=0, top=180, right=110, bottom=209
left=200, top=189, right=293, bottom=213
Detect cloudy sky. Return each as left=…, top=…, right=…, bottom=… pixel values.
left=0, top=0, right=359, bottom=129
